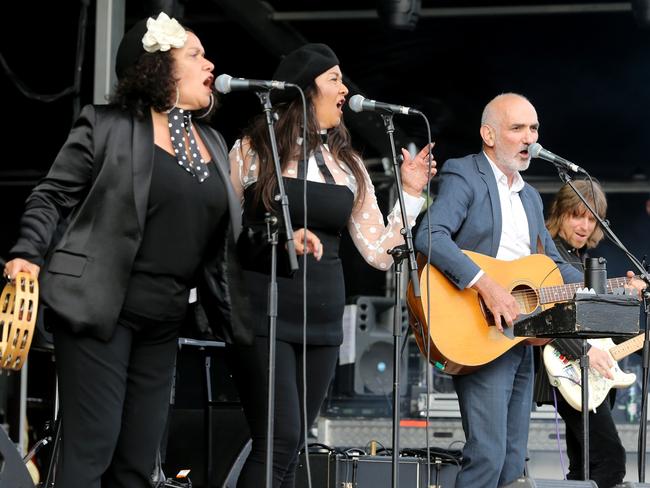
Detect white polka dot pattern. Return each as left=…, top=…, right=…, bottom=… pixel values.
left=167, top=107, right=210, bottom=183
left=228, top=138, right=425, bottom=270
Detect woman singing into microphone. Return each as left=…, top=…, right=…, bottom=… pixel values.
left=227, top=43, right=436, bottom=487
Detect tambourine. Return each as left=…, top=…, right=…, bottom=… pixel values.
left=0, top=272, right=38, bottom=371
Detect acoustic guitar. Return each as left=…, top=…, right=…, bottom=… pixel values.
left=406, top=250, right=633, bottom=375
left=543, top=333, right=643, bottom=411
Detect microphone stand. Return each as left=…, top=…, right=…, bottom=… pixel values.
left=254, top=90, right=300, bottom=488
left=579, top=337, right=590, bottom=482
left=639, top=265, right=650, bottom=482
left=553, top=166, right=650, bottom=482
left=380, top=113, right=421, bottom=488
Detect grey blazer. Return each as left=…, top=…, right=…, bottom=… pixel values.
left=10, top=104, right=252, bottom=343
left=414, top=152, right=583, bottom=287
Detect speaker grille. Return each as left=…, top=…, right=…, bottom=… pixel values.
left=353, top=296, right=408, bottom=395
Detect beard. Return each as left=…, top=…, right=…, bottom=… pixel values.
left=494, top=145, right=531, bottom=173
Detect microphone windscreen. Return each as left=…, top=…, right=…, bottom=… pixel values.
left=528, top=142, right=542, bottom=158
left=214, top=74, right=232, bottom=94
left=348, top=94, right=364, bottom=113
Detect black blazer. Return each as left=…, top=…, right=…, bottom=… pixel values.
left=10, top=104, right=252, bottom=344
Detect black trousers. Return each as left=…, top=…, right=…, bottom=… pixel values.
left=556, top=393, right=626, bottom=488
left=52, top=315, right=180, bottom=488
left=227, top=337, right=339, bottom=488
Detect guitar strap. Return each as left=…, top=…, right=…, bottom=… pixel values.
left=536, top=235, right=545, bottom=255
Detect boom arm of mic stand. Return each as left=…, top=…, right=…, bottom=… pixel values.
left=380, top=114, right=421, bottom=297
left=256, top=91, right=299, bottom=272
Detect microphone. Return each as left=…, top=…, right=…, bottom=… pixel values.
left=214, top=74, right=293, bottom=94
left=348, top=94, right=421, bottom=116
left=528, top=142, right=586, bottom=174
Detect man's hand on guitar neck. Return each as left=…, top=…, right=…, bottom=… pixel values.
left=472, top=274, right=520, bottom=333
left=626, top=271, right=647, bottom=297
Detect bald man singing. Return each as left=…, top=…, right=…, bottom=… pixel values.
left=415, top=93, right=582, bottom=487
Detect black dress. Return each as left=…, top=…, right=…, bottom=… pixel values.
left=228, top=137, right=426, bottom=488
left=242, top=176, right=354, bottom=345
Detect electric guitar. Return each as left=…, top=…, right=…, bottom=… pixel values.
left=406, top=250, right=634, bottom=375
left=543, top=334, right=643, bottom=411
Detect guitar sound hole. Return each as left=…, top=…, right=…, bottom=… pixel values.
left=512, top=285, right=539, bottom=314
left=478, top=285, right=540, bottom=326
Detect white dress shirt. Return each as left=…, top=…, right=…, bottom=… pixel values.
left=466, top=153, right=531, bottom=287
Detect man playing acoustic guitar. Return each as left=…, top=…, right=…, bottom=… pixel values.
left=414, top=93, right=646, bottom=487
left=414, top=93, right=585, bottom=487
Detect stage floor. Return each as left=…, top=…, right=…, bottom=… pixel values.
left=528, top=449, right=650, bottom=484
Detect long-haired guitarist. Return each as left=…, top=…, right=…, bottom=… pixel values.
left=414, top=93, right=586, bottom=488
left=533, top=180, right=632, bottom=487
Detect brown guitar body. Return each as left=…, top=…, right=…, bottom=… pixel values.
left=407, top=251, right=564, bottom=375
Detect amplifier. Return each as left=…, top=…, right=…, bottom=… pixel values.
left=295, top=451, right=459, bottom=488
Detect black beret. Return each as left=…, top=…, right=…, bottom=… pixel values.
left=270, top=43, right=339, bottom=104
left=115, top=18, right=149, bottom=80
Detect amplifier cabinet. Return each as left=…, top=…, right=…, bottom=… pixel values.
left=295, top=452, right=459, bottom=488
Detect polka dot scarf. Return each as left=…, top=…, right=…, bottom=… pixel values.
left=167, top=107, right=210, bottom=183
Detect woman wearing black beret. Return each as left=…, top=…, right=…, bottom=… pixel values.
left=228, top=43, right=436, bottom=487
left=4, top=12, right=254, bottom=487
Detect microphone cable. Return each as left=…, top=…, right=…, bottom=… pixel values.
left=0, top=0, right=90, bottom=121
left=294, top=85, right=314, bottom=488
left=415, top=110, right=436, bottom=488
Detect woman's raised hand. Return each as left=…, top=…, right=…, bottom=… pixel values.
left=400, top=142, right=437, bottom=196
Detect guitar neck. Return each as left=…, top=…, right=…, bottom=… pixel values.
left=610, top=333, right=645, bottom=361
left=539, top=276, right=630, bottom=305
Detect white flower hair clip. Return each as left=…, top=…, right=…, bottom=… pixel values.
left=142, top=12, right=187, bottom=53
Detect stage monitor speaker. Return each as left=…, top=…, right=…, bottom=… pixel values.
left=503, top=477, right=597, bottom=487
left=352, top=295, right=409, bottom=396
left=333, top=295, right=410, bottom=401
